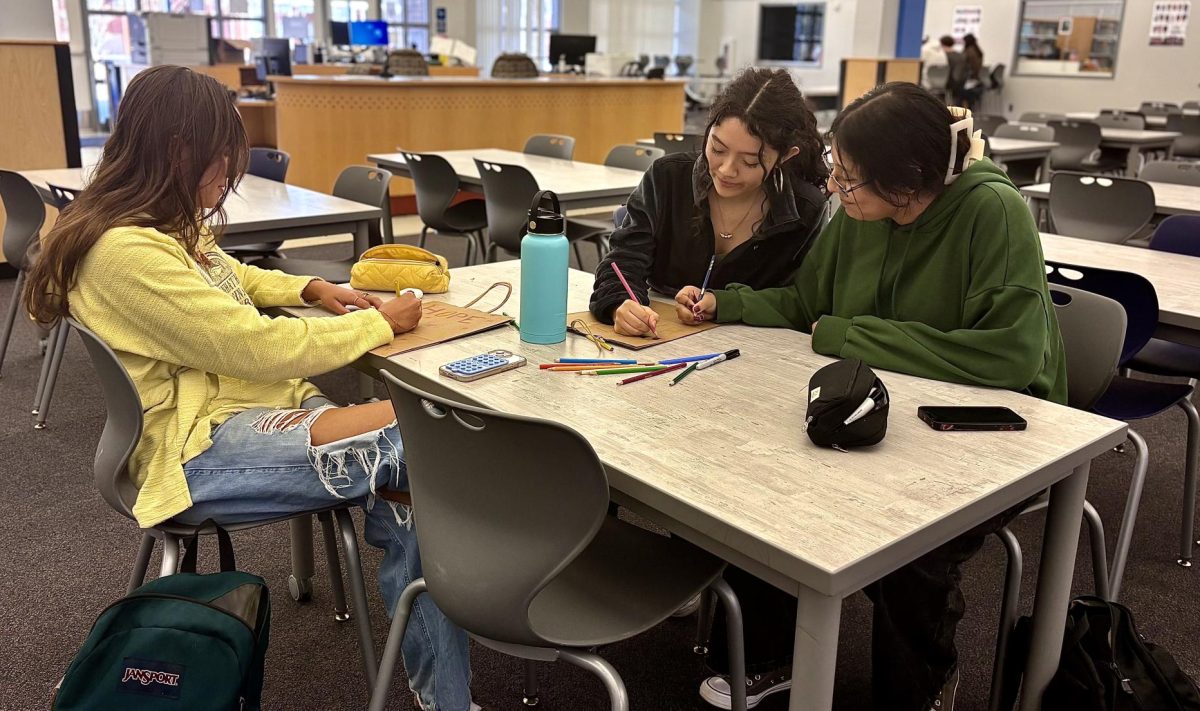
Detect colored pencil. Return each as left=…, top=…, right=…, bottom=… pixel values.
left=669, top=363, right=698, bottom=386
left=611, top=261, right=659, bottom=338
left=698, top=255, right=716, bottom=299
left=577, top=365, right=668, bottom=376
left=617, top=362, right=686, bottom=385
left=556, top=358, right=640, bottom=365
left=543, top=364, right=653, bottom=372
left=657, top=353, right=722, bottom=366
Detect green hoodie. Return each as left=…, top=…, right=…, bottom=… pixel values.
left=714, top=159, right=1068, bottom=404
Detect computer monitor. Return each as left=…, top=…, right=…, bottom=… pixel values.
left=349, top=20, right=389, bottom=46
left=548, top=34, right=596, bottom=68
left=329, top=21, right=350, bottom=47
left=253, top=37, right=291, bottom=83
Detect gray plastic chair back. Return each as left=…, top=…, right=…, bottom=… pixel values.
left=1048, top=285, right=1126, bottom=411
left=491, top=53, right=539, bottom=78
left=68, top=318, right=143, bottom=521
left=0, top=169, right=46, bottom=269
left=926, top=64, right=950, bottom=92
left=994, top=123, right=1055, bottom=143
left=523, top=134, right=575, bottom=160
left=1095, top=112, right=1146, bottom=130
left=46, top=183, right=79, bottom=210
left=384, top=49, right=430, bottom=77
left=332, top=165, right=393, bottom=248
left=381, top=371, right=609, bottom=647
left=1184, top=101, right=1200, bottom=113
left=1166, top=115, right=1200, bottom=158
left=674, top=54, right=693, bottom=75
left=1049, top=172, right=1155, bottom=243
left=1139, top=101, right=1180, bottom=117
left=1139, top=160, right=1200, bottom=186
left=1019, top=111, right=1066, bottom=125
left=654, top=132, right=705, bottom=155
left=652, top=54, right=670, bottom=69
left=975, top=114, right=1007, bottom=137
left=604, top=144, right=664, bottom=172
left=474, top=158, right=538, bottom=253
left=1047, top=120, right=1103, bottom=171
left=400, top=151, right=466, bottom=231
left=247, top=148, right=290, bottom=182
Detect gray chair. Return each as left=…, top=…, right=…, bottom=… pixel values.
left=993, top=123, right=1055, bottom=186
left=975, top=114, right=1007, bottom=137
left=925, top=64, right=950, bottom=99
left=603, top=144, right=664, bottom=172
left=523, top=134, right=576, bottom=160
left=225, top=148, right=292, bottom=260
left=1048, top=172, right=1155, bottom=243
left=473, top=159, right=606, bottom=268
left=1139, top=160, right=1200, bottom=186
left=1047, top=120, right=1124, bottom=173
left=1018, top=111, right=1066, bottom=125
left=1184, top=101, right=1200, bottom=113
left=400, top=151, right=488, bottom=265
left=0, top=169, right=70, bottom=430
left=69, top=317, right=383, bottom=687
left=987, top=284, right=1127, bottom=711
left=1165, top=114, right=1200, bottom=159
left=653, top=131, right=705, bottom=155
left=491, top=53, right=539, bottom=79
left=370, top=373, right=748, bottom=711
left=253, top=165, right=393, bottom=284
left=382, top=49, right=430, bottom=77
left=1139, top=101, right=1181, bottom=118
left=673, top=54, right=694, bottom=76
left=1095, top=111, right=1146, bottom=130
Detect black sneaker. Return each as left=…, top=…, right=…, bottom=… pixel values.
left=699, top=666, right=791, bottom=709
left=929, top=667, right=960, bottom=711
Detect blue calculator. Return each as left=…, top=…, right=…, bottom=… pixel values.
left=439, top=350, right=527, bottom=382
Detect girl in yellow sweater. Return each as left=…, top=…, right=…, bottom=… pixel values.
left=25, top=66, right=473, bottom=710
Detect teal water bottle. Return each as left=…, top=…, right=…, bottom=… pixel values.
left=520, top=190, right=569, bottom=344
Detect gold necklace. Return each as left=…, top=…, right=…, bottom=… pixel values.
left=713, top=192, right=759, bottom=240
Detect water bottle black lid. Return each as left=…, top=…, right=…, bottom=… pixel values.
left=527, top=190, right=565, bottom=234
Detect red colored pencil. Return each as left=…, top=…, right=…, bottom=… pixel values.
left=617, top=362, right=686, bottom=385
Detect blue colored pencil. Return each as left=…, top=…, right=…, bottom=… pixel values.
left=657, top=353, right=722, bottom=366
left=698, top=255, right=716, bottom=299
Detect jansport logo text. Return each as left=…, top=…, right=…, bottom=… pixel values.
left=121, top=667, right=181, bottom=687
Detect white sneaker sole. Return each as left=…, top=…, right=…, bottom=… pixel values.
left=699, top=677, right=792, bottom=710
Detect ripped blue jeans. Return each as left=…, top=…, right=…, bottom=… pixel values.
left=177, top=398, right=471, bottom=711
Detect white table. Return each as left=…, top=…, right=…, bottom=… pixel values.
left=1097, top=128, right=1182, bottom=175
left=990, top=137, right=1059, bottom=182
left=368, top=149, right=644, bottom=211
left=19, top=168, right=383, bottom=256
left=1022, top=179, right=1200, bottom=225
left=286, top=262, right=1126, bottom=710
left=1041, top=231, right=1200, bottom=347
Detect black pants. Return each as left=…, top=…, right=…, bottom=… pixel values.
left=708, top=505, right=1022, bottom=711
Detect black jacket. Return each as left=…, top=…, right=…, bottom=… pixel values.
left=589, top=152, right=827, bottom=322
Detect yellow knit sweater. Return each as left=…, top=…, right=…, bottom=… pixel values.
left=69, top=226, right=394, bottom=527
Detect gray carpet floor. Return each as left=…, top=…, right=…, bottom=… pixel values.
left=1, top=231, right=1198, bottom=711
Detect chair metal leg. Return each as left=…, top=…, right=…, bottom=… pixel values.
left=710, top=576, right=748, bottom=711
left=418, top=225, right=428, bottom=249
left=1083, top=501, right=1111, bottom=601
left=288, top=515, right=315, bottom=602
left=694, top=587, right=716, bottom=655
left=522, top=659, right=540, bottom=706
left=558, top=649, right=629, bottom=711
left=988, top=526, right=1023, bottom=711
left=357, top=373, right=375, bottom=402
left=1178, top=399, right=1200, bottom=566
left=368, top=578, right=427, bottom=711
left=0, top=270, right=25, bottom=378
left=160, top=533, right=181, bottom=577
left=464, top=233, right=475, bottom=266
left=1110, top=429, right=1150, bottom=599
left=335, top=507, right=378, bottom=687
left=128, top=532, right=155, bottom=594
left=34, top=321, right=70, bottom=429
left=318, top=510, right=351, bottom=622
left=32, top=322, right=58, bottom=415
left=571, top=242, right=585, bottom=270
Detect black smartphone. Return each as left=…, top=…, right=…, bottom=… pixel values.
left=917, top=406, right=1028, bottom=432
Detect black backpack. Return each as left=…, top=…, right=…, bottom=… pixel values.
left=1002, top=596, right=1200, bottom=710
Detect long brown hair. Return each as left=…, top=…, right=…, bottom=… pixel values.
left=25, top=65, right=249, bottom=325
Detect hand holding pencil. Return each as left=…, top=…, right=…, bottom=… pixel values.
left=610, top=262, right=660, bottom=339
left=675, top=287, right=717, bottom=324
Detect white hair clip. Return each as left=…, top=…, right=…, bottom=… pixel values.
left=945, top=106, right=986, bottom=185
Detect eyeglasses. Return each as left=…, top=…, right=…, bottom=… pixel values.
left=824, top=154, right=870, bottom=196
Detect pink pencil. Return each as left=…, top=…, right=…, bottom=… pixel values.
left=610, top=262, right=660, bottom=338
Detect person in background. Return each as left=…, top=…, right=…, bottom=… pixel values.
left=589, top=67, right=828, bottom=334
left=24, top=66, right=478, bottom=711
left=685, top=82, right=1066, bottom=711
left=960, top=34, right=986, bottom=110
left=920, top=35, right=948, bottom=92
left=941, top=35, right=967, bottom=106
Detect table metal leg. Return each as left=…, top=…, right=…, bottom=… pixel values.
left=1019, top=462, right=1091, bottom=710
left=1039, top=156, right=1051, bottom=184
left=787, top=586, right=842, bottom=711
left=354, top=220, right=370, bottom=259
left=1126, top=147, right=1140, bottom=177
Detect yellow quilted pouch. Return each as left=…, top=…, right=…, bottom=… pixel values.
left=349, top=245, right=451, bottom=294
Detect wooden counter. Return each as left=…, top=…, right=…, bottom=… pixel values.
left=1, top=40, right=80, bottom=265
left=271, top=75, right=685, bottom=197
left=237, top=98, right=276, bottom=148
left=294, top=63, right=479, bottom=77
left=188, top=63, right=254, bottom=90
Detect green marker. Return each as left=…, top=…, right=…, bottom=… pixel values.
left=577, top=365, right=668, bottom=376
left=669, top=362, right=698, bottom=386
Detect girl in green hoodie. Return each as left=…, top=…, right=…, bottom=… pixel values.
left=688, top=83, right=1066, bottom=711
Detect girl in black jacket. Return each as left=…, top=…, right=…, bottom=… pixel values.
left=589, top=67, right=829, bottom=335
